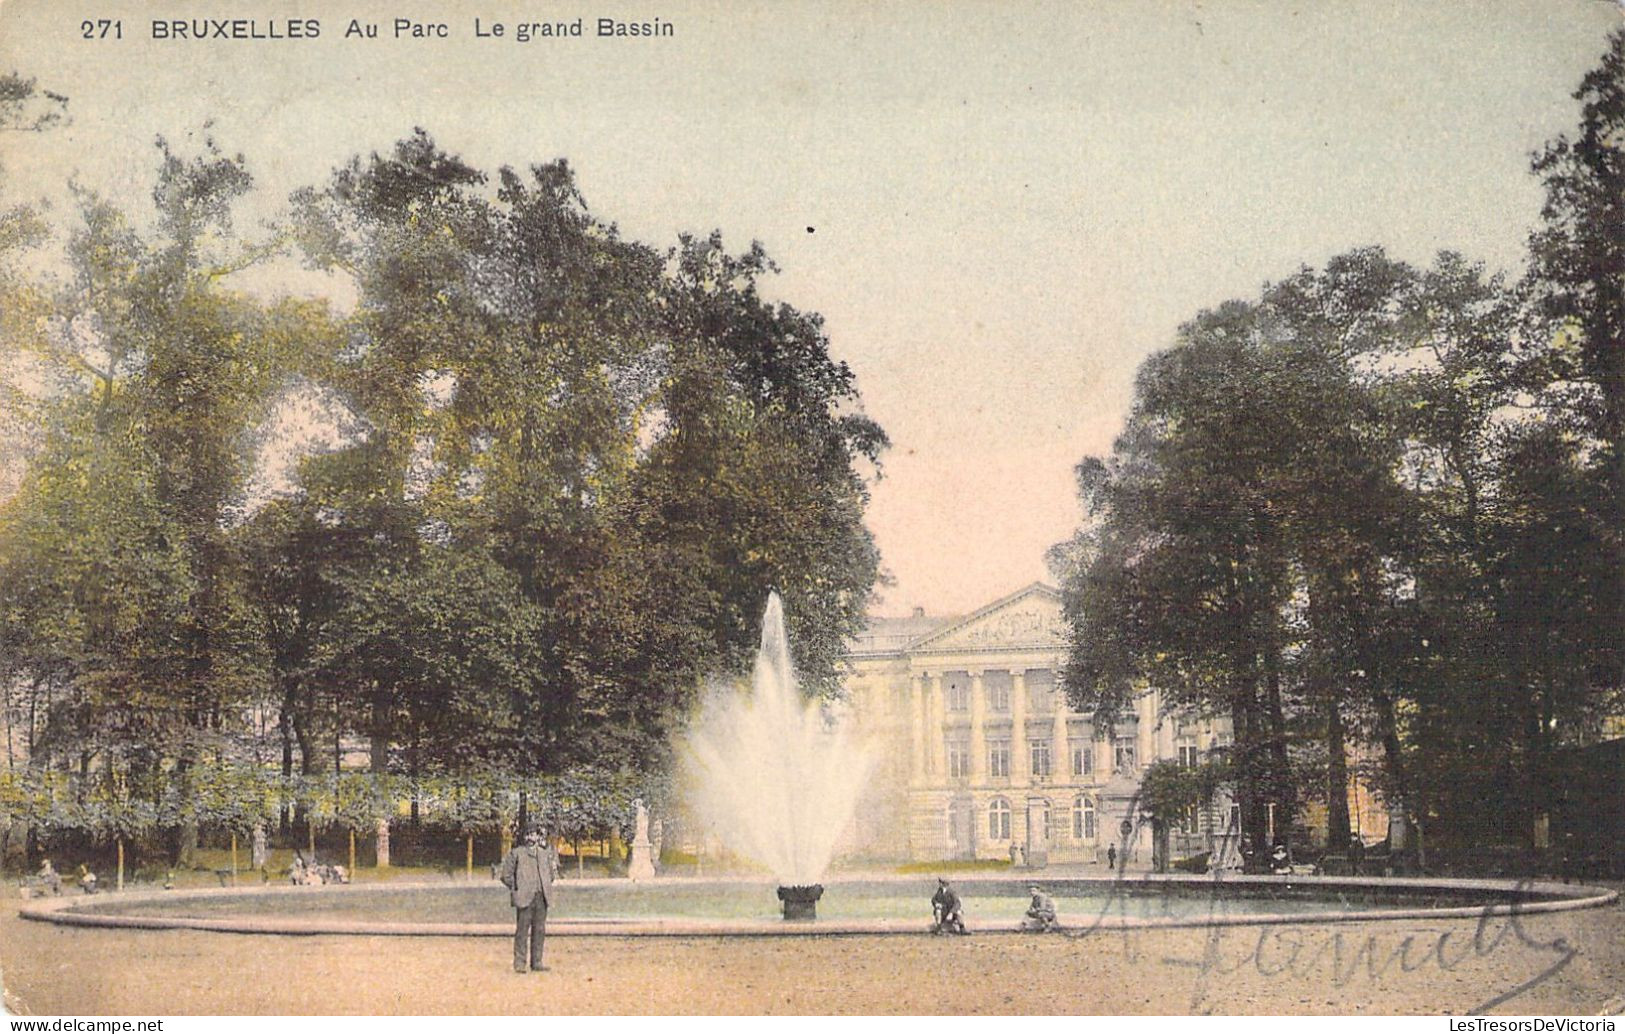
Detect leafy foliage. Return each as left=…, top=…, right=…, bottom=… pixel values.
left=1060, top=32, right=1625, bottom=859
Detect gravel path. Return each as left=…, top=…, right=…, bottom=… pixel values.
left=4, top=893, right=1622, bottom=1015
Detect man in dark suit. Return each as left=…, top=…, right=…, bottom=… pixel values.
left=930, top=876, right=967, bottom=935
left=499, top=822, right=558, bottom=972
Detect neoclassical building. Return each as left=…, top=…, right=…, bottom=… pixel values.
left=839, top=582, right=1236, bottom=866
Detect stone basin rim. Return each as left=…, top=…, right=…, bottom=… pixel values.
left=18, top=874, right=1617, bottom=938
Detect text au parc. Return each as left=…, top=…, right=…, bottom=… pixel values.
left=337, top=18, right=675, bottom=40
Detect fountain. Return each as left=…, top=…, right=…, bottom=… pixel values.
left=775, top=883, right=824, bottom=920
left=682, top=592, right=876, bottom=919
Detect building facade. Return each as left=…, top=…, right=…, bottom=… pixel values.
left=840, top=582, right=1237, bottom=866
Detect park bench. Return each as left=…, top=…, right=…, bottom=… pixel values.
left=1317, top=853, right=1349, bottom=875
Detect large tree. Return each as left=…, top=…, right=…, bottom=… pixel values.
left=0, top=137, right=314, bottom=861
left=267, top=134, right=886, bottom=784
left=1526, top=27, right=1624, bottom=724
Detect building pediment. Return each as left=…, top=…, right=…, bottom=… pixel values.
left=908, top=583, right=1067, bottom=653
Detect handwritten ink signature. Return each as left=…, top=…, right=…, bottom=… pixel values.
left=1061, top=848, right=1578, bottom=1015
left=1161, top=888, right=1577, bottom=1014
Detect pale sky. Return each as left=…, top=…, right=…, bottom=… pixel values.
left=1, top=0, right=1620, bottom=616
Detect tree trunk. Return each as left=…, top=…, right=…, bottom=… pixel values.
left=1262, top=637, right=1294, bottom=835
left=465, top=834, right=474, bottom=879
left=175, top=759, right=198, bottom=868
left=231, top=831, right=238, bottom=884
left=348, top=828, right=356, bottom=875
left=278, top=703, right=295, bottom=837
left=370, top=682, right=391, bottom=770
left=408, top=735, right=420, bottom=829
left=293, top=708, right=318, bottom=777
left=117, top=837, right=125, bottom=892
left=1372, top=687, right=1409, bottom=822
left=369, top=682, right=390, bottom=862
left=1231, top=682, right=1270, bottom=870
left=178, top=823, right=198, bottom=868
left=1325, top=694, right=1351, bottom=849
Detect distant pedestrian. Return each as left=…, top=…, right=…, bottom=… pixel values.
left=1270, top=841, right=1291, bottom=875
left=77, top=864, right=97, bottom=894
left=1107, top=843, right=1117, bottom=871
left=499, top=822, right=559, bottom=972
left=36, top=858, right=61, bottom=895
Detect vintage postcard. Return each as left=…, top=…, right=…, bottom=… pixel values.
left=1, top=0, right=1622, bottom=1020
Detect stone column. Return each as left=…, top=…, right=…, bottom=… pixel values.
left=1154, top=688, right=1176, bottom=761
left=1010, top=669, right=1029, bottom=785
left=1051, top=671, right=1068, bottom=785
left=1138, top=691, right=1155, bottom=768
left=1100, top=727, right=1113, bottom=781
left=909, top=673, right=927, bottom=785
left=928, top=672, right=946, bottom=778
left=375, top=817, right=390, bottom=869
left=969, top=670, right=987, bottom=783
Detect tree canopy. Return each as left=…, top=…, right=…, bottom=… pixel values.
left=1058, top=32, right=1625, bottom=863
left=0, top=123, right=886, bottom=858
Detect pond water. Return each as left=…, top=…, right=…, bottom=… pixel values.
left=85, top=877, right=1484, bottom=925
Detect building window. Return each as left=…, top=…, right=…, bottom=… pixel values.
left=988, top=740, right=1010, bottom=778
left=1028, top=681, right=1052, bottom=713
left=1114, top=737, right=1137, bottom=772
left=946, top=680, right=970, bottom=712
left=1030, top=740, right=1052, bottom=780
left=989, top=797, right=1012, bottom=840
left=946, top=738, right=971, bottom=779
left=1071, top=741, right=1093, bottom=777
left=1179, top=804, right=1198, bottom=834
left=1178, top=741, right=1199, bottom=768
left=1228, top=803, right=1242, bottom=835
left=988, top=680, right=1010, bottom=713
left=1074, top=796, right=1097, bottom=840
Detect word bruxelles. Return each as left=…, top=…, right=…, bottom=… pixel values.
left=137, top=18, right=675, bottom=41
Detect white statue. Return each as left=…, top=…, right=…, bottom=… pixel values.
left=628, top=797, right=656, bottom=881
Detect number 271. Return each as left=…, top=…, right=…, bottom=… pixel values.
left=81, top=19, right=121, bottom=39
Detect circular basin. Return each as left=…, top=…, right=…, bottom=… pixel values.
left=19, top=873, right=1618, bottom=937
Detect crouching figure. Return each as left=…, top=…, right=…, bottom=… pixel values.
left=930, top=877, right=968, bottom=935
left=1021, top=884, right=1057, bottom=932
